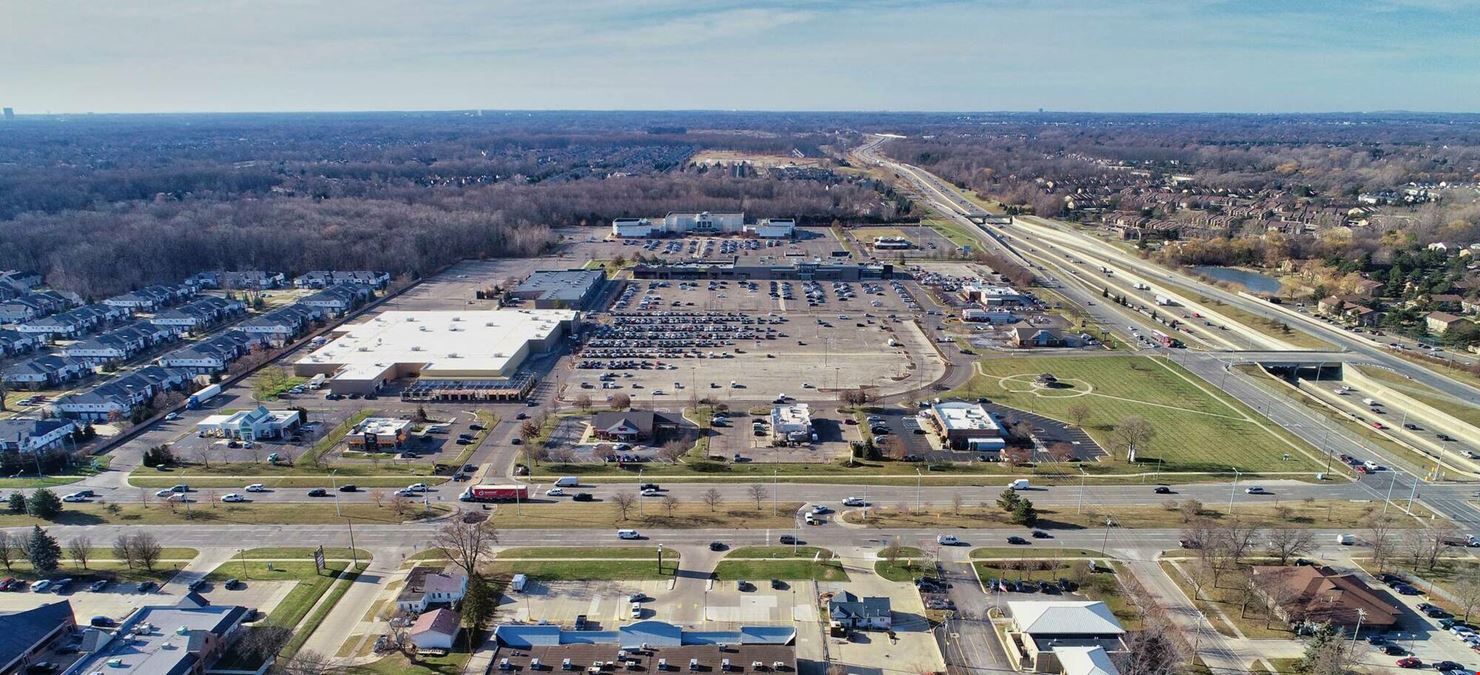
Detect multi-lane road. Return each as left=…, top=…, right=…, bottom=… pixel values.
left=851, top=135, right=1480, bottom=535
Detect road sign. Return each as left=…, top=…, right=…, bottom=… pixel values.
left=313, top=545, right=326, bottom=574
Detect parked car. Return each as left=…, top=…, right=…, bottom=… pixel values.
left=88, top=579, right=108, bottom=592
left=1396, top=657, right=1422, bottom=668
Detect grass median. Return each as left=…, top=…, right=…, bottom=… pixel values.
left=496, top=547, right=681, bottom=560
left=484, top=501, right=804, bottom=529
left=0, top=502, right=450, bottom=527
left=840, top=499, right=1429, bottom=530
left=485, top=558, right=679, bottom=581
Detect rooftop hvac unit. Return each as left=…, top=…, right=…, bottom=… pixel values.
left=419, top=326, right=429, bottom=331
left=405, top=316, right=416, bottom=321
left=357, top=347, right=369, bottom=352
left=447, top=353, right=460, bottom=358
left=452, top=316, right=462, bottom=321
left=411, top=346, right=422, bottom=351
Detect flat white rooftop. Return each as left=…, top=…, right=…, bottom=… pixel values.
left=296, top=309, right=576, bottom=378
left=931, top=401, right=1000, bottom=432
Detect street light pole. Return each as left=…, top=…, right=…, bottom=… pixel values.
left=331, top=469, right=341, bottom=517
left=1227, top=468, right=1241, bottom=515
left=1077, top=467, right=1086, bottom=514
left=915, top=468, right=923, bottom=511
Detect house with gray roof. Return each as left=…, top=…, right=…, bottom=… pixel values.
left=828, top=591, right=892, bottom=630
left=0, top=418, right=78, bottom=454
left=1, top=354, right=88, bottom=389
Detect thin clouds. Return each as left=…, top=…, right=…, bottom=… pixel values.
left=0, top=0, right=1477, bottom=112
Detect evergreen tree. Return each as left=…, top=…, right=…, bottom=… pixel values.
left=25, top=526, right=61, bottom=574
left=461, top=575, right=498, bottom=650
left=1011, top=499, right=1039, bottom=527
left=26, top=489, right=63, bottom=520
left=996, top=488, right=1021, bottom=513
left=7, top=492, right=25, bottom=513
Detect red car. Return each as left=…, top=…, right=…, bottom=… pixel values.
left=1396, top=657, right=1422, bottom=669
left=0, top=577, right=14, bottom=591
left=1372, top=421, right=1387, bottom=430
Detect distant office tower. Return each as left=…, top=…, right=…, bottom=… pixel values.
left=2, top=108, right=13, bottom=120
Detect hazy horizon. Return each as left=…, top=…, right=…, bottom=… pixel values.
left=5, top=0, right=1480, bottom=115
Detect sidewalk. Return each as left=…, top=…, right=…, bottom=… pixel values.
left=301, top=547, right=404, bottom=665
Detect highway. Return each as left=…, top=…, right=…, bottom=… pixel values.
left=851, top=135, right=1480, bottom=537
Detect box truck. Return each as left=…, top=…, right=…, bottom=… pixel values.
left=186, top=384, right=221, bottom=409
left=459, top=484, right=530, bottom=502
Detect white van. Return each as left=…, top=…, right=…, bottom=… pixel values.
left=1009, top=479, right=1030, bottom=490
left=511, top=574, right=528, bottom=592
left=937, top=534, right=960, bottom=545
left=554, top=476, right=580, bottom=487
left=617, top=529, right=641, bottom=540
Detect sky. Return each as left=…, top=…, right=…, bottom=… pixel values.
left=3, top=0, right=1480, bottom=114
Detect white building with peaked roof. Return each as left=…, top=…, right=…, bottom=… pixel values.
left=1001, top=601, right=1126, bottom=674
left=196, top=406, right=301, bottom=441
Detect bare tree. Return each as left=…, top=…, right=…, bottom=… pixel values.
left=369, top=489, right=385, bottom=507
left=655, top=439, right=688, bottom=463
left=574, top=393, right=592, bottom=412
left=747, top=484, right=768, bottom=511
left=67, top=536, right=92, bottom=569
left=434, top=519, right=499, bottom=579
left=951, top=492, right=964, bottom=516
left=280, top=649, right=337, bottom=675
left=612, top=492, right=637, bottom=521
left=660, top=494, right=679, bottom=518
left=0, top=532, right=16, bottom=571
left=702, top=488, right=722, bottom=512
left=1065, top=402, right=1091, bottom=428
left=1265, top=529, right=1314, bottom=565
left=609, top=393, right=632, bottom=410
left=130, top=533, right=163, bottom=572
left=1178, top=499, right=1203, bottom=523
left=390, top=493, right=410, bottom=516
left=1180, top=519, right=1215, bottom=552
left=1111, top=416, right=1154, bottom=462
left=1366, top=514, right=1397, bottom=572
left=1455, top=574, right=1480, bottom=623
left=1216, top=522, right=1262, bottom=565
left=112, top=535, right=134, bottom=569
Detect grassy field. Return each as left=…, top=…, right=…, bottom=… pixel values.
left=1193, top=296, right=1335, bottom=351
left=0, top=502, right=449, bottom=527
left=496, top=547, right=680, bottom=560
left=485, top=558, right=679, bottom=581
left=1158, top=559, right=1294, bottom=639
left=921, top=218, right=979, bottom=248
left=0, top=475, right=89, bottom=489
left=840, top=499, right=1421, bottom=530
left=1357, top=366, right=1480, bottom=428
left=129, top=474, right=447, bottom=488
left=713, top=558, right=849, bottom=581
left=212, top=557, right=365, bottom=670
left=348, top=650, right=472, bottom=675
left=970, top=547, right=1102, bottom=559
left=726, top=546, right=834, bottom=559
left=875, top=559, right=933, bottom=582
left=236, top=547, right=370, bottom=560
left=485, top=502, right=804, bottom=529
left=952, top=355, right=1325, bottom=472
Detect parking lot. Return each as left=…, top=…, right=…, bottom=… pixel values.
left=497, top=579, right=675, bottom=628
left=0, top=577, right=295, bottom=629
left=574, top=279, right=944, bottom=401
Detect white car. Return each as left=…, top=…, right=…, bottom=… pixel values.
left=154, top=489, right=174, bottom=498
left=1244, top=486, right=1266, bottom=495
left=221, top=493, right=246, bottom=503
left=163, top=412, right=181, bottom=421
left=62, top=493, right=89, bottom=503
left=245, top=484, right=266, bottom=493
left=811, top=504, right=831, bottom=514
left=394, top=488, right=417, bottom=497
left=546, top=487, right=566, bottom=497
left=406, top=483, right=429, bottom=492
left=842, top=497, right=867, bottom=507
left=641, top=488, right=660, bottom=497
